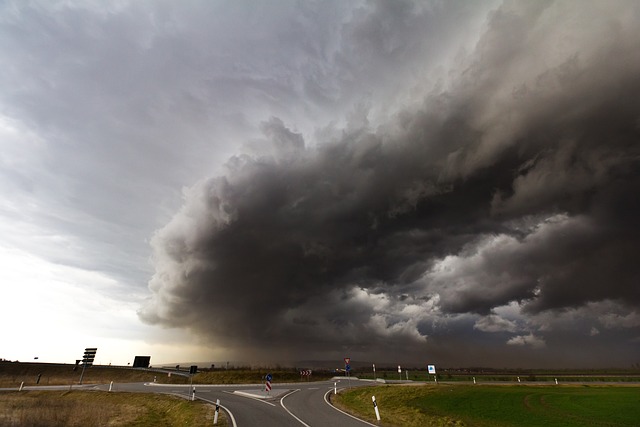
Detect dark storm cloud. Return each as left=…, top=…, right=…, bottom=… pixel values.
left=140, top=0, right=640, bottom=365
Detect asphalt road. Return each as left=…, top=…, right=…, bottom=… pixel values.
left=2, top=377, right=376, bottom=427
left=114, top=378, right=376, bottom=427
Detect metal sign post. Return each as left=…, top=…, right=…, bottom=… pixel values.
left=265, top=373, right=273, bottom=396
left=344, top=357, right=351, bottom=389
left=79, top=348, right=97, bottom=385
left=427, top=364, right=437, bottom=384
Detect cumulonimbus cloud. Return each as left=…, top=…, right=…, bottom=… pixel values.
left=139, top=0, right=640, bottom=365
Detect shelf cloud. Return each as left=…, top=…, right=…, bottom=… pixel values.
left=140, top=0, right=640, bottom=366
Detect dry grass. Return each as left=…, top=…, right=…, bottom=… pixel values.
left=0, top=361, right=334, bottom=387
left=0, top=390, right=227, bottom=427
left=0, top=362, right=158, bottom=387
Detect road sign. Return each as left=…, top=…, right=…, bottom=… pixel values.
left=79, top=347, right=97, bottom=385
left=398, top=365, right=401, bottom=373
left=428, top=364, right=436, bottom=374
left=189, top=365, right=198, bottom=374
left=82, top=348, right=97, bottom=366
left=266, top=373, right=273, bottom=382
left=344, top=357, right=350, bottom=365
left=300, top=370, right=312, bottom=376
left=345, top=364, right=351, bottom=372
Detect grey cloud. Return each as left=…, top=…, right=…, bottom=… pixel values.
left=474, top=314, right=518, bottom=333
left=134, top=0, right=640, bottom=366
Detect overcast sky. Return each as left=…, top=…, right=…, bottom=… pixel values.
left=1, top=0, right=639, bottom=369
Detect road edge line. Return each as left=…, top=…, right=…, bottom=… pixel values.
left=280, top=389, right=311, bottom=427
left=323, top=388, right=378, bottom=427
left=197, top=396, right=238, bottom=427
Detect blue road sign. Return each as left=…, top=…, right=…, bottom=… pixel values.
left=345, top=364, right=351, bottom=371
left=266, top=373, right=273, bottom=382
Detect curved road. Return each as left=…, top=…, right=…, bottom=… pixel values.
left=97, top=377, right=375, bottom=427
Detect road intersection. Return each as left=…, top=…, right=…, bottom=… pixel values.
left=3, top=377, right=376, bottom=427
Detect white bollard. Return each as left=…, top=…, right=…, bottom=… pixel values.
left=109, top=381, right=113, bottom=392
left=191, top=387, right=196, bottom=401
left=19, top=381, right=24, bottom=391
left=372, top=395, right=381, bottom=421
left=473, top=377, right=476, bottom=385
left=555, top=378, right=558, bottom=385
left=334, top=382, right=337, bottom=395
left=517, top=376, right=521, bottom=383
left=213, top=399, right=220, bottom=425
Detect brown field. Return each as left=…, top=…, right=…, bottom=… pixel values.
left=0, top=390, right=227, bottom=427
left=0, top=362, right=160, bottom=387
left=0, top=361, right=334, bottom=387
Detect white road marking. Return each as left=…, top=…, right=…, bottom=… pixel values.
left=280, top=389, right=311, bottom=427
left=323, top=388, right=378, bottom=426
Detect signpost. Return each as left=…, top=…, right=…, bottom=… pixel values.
left=79, top=348, right=97, bottom=385
left=300, top=369, right=312, bottom=380
left=265, top=373, right=272, bottom=396
left=344, top=357, right=352, bottom=389
left=428, top=364, right=437, bottom=384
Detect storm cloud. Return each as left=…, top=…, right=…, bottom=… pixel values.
left=140, top=1, right=640, bottom=366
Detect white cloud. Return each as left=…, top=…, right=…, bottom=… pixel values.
left=506, top=333, right=546, bottom=349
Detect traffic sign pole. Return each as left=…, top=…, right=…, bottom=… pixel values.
left=344, top=357, right=351, bottom=389
left=79, top=348, right=97, bottom=385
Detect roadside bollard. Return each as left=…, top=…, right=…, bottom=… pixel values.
left=109, top=381, right=113, bottom=392
left=555, top=378, right=558, bottom=385
left=191, top=387, right=196, bottom=401
left=334, top=382, right=337, bottom=395
left=372, top=395, right=381, bottom=421
left=473, top=377, right=476, bottom=385
left=214, top=399, right=220, bottom=425
left=19, top=382, right=24, bottom=391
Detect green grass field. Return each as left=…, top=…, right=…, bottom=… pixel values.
left=334, top=384, right=640, bottom=427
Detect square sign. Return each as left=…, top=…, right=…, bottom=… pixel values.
left=428, top=365, right=436, bottom=374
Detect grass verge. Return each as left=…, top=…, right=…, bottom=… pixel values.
left=334, top=384, right=640, bottom=427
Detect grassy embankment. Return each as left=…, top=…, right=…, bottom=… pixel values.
left=0, top=390, right=226, bottom=427
left=357, top=368, right=640, bottom=383
left=333, top=384, right=640, bottom=427
left=0, top=361, right=334, bottom=387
